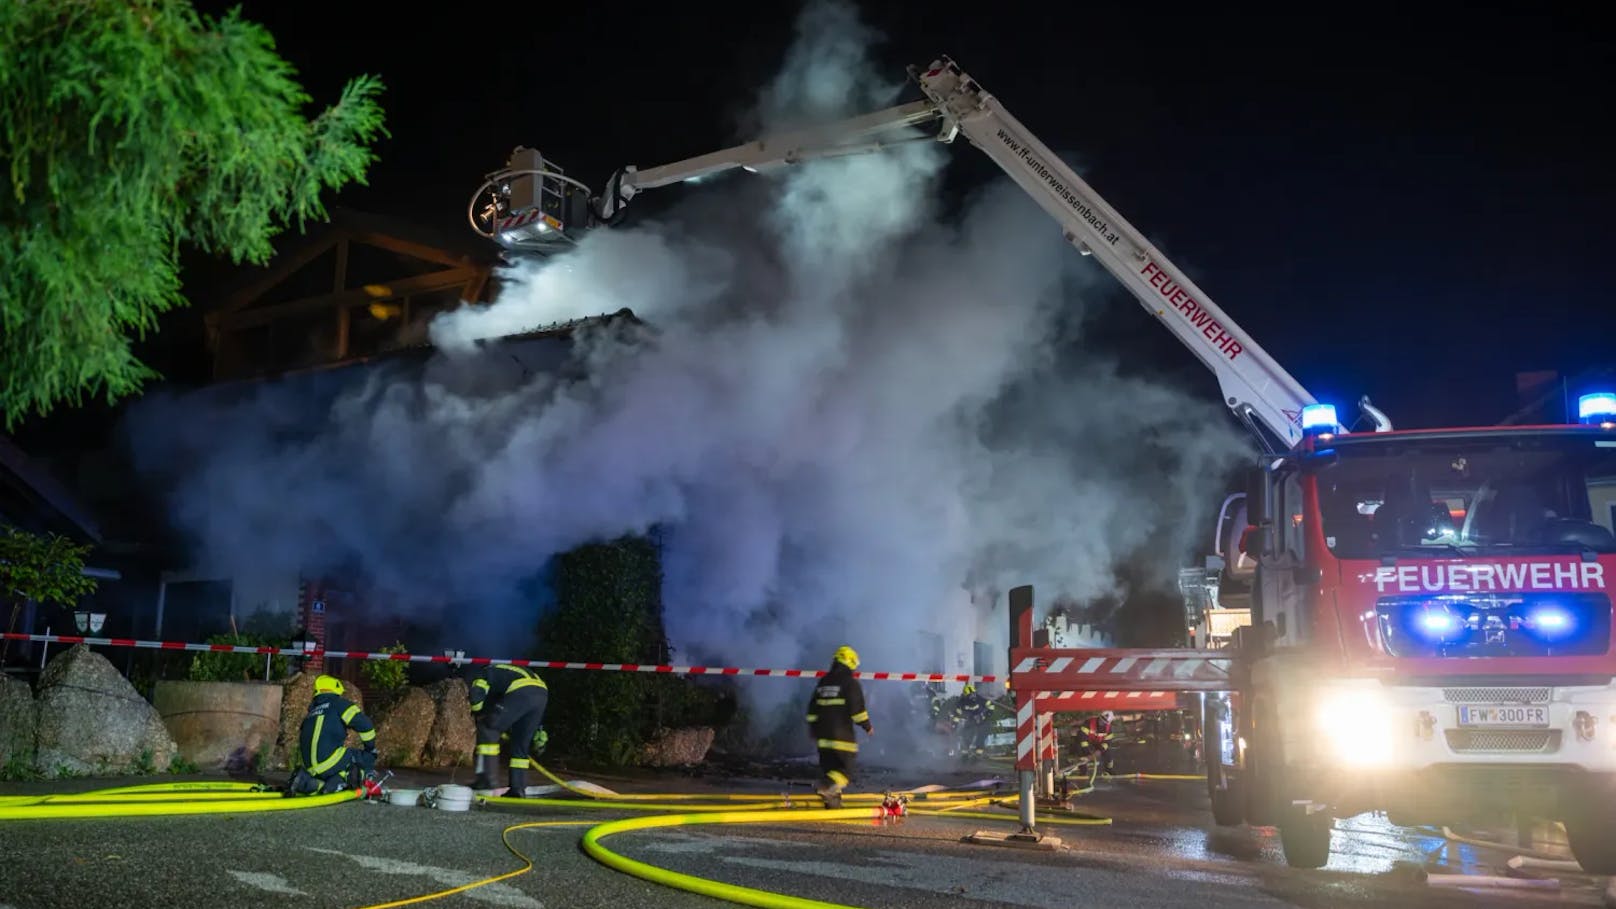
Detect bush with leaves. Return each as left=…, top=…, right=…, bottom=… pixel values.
left=536, top=535, right=672, bottom=765
left=0, top=0, right=387, bottom=429
left=360, top=641, right=410, bottom=706
left=1, top=525, right=98, bottom=662
left=186, top=632, right=290, bottom=682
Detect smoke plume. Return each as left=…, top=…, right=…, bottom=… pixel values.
left=124, top=0, right=1250, bottom=727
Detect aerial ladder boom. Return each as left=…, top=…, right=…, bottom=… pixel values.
left=476, top=56, right=1371, bottom=450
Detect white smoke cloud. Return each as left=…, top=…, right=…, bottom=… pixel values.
left=123, top=0, right=1251, bottom=739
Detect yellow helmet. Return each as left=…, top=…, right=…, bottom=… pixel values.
left=313, top=674, right=344, bottom=696
left=963, top=683, right=976, bottom=695
left=833, top=646, right=859, bottom=670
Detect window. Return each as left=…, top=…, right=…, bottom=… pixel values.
left=1314, top=434, right=1616, bottom=559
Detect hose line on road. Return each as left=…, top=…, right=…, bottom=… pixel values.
left=579, top=806, right=900, bottom=909
left=0, top=780, right=271, bottom=807
left=356, top=821, right=596, bottom=909
left=0, top=782, right=356, bottom=820
left=530, top=762, right=998, bottom=804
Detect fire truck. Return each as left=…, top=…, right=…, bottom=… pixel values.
left=469, top=57, right=1616, bottom=870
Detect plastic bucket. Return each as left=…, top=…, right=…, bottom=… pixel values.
left=433, top=784, right=474, bottom=812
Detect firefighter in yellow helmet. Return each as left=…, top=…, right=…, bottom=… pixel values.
left=806, top=645, right=872, bottom=808
left=288, top=674, right=377, bottom=795
left=952, top=682, right=991, bottom=757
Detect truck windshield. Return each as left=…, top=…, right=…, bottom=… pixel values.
left=1314, top=434, right=1616, bottom=560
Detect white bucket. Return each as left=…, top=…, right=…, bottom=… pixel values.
left=433, top=784, right=474, bottom=812
left=387, top=788, right=422, bottom=807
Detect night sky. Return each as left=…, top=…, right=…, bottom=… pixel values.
left=157, top=2, right=1616, bottom=431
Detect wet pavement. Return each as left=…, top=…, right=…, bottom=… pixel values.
left=0, top=764, right=1607, bottom=908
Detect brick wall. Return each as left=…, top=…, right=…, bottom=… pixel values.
left=297, top=578, right=326, bottom=673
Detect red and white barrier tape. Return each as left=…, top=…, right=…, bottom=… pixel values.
left=0, top=632, right=1000, bottom=683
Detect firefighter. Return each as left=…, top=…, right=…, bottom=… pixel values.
left=469, top=662, right=549, bottom=797
left=288, top=674, right=377, bottom=795
left=1079, top=710, right=1116, bottom=776
left=952, top=683, right=991, bottom=756
left=806, top=645, right=873, bottom=808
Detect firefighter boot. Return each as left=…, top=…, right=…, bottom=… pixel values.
left=506, top=767, right=529, bottom=799
left=472, top=753, right=495, bottom=792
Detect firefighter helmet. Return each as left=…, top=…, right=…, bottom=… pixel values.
left=963, top=683, right=976, bottom=696
left=833, top=645, right=860, bottom=670
left=313, top=674, right=345, bottom=696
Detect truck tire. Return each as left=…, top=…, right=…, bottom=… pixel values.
left=1278, top=802, right=1333, bottom=869
left=1565, top=809, right=1616, bottom=874
left=1242, top=701, right=1281, bottom=827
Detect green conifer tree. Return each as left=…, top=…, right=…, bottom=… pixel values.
left=0, top=0, right=387, bottom=429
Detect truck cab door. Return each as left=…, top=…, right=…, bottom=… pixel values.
left=1255, top=470, right=1307, bottom=647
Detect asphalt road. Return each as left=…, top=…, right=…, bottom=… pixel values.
left=0, top=765, right=1608, bottom=909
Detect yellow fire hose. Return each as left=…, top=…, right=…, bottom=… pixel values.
left=0, top=786, right=357, bottom=820
left=529, top=762, right=996, bottom=804
left=0, top=790, right=285, bottom=806
left=0, top=780, right=269, bottom=807
left=579, top=806, right=903, bottom=909
left=358, top=821, right=597, bottom=909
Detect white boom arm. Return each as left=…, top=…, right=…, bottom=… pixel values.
left=487, top=56, right=1340, bottom=449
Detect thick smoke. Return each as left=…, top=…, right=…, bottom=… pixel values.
left=124, top=0, right=1249, bottom=735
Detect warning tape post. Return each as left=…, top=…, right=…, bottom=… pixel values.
left=0, top=632, right=999, bottom=684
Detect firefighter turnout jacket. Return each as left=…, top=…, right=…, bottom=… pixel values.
left=299, top=692, right=376, bottom=777
left=469, top=663, right=548, bottom=714
left=806, top=661, right=871, bottom=753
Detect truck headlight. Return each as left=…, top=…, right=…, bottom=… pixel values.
left=1313, top=686, right=1397, bottom=768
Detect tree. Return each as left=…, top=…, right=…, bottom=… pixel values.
left=0, top=525, right=99, bottom=662
left=0, top=0, right=388, bottom=429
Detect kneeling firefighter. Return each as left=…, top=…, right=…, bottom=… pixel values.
left=806, top=645, right=873, bottom=808
left=288, top=674, right=377, bottom=795
left=469, top=662, right=548, bottom=797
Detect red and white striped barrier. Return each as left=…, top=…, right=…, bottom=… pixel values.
left=1009, top=648, right=1234, bottom=692
left=1015, top=694, right=1038, bottom=770
left=0, top=632, right=999, bottom=684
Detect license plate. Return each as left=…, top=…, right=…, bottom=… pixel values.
left=1457, top=705, right=1550, bottom=727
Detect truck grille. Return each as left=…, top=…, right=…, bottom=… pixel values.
left=1442, top=687, right=1552, bottom=704
left=1444, top=730, right=1561, bottom=754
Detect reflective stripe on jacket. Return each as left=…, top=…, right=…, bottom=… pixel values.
left=470, top=663, right=548, bottom=713
left=299, top=692, right=376, bottom=774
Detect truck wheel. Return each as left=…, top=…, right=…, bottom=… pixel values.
left=1278, top=803, right=1333, bottom=869
left=1565, top=809, right=1616, bottom=873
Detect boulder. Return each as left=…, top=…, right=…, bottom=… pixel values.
left=153, top=680, right=282, bottom=772
left=34, top=644, right=177, bottom=777
left=0, top=673, right=36, bottom=771
left=423, top=678, right=476, bottom=768
left=274, top=671, right=365, bottom=770
left=373, top=687, right=435, bottom=768
left=640, top=726, right=714, bottom=767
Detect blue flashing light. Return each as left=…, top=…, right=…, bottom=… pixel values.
left=1416, top=610, right=1460, bottom=638
left=1301, top=403, right=1338, bottom=433
left=1578, top=392, right=1616, bottom=425
left=1527, top=604, right=1574, bottom=636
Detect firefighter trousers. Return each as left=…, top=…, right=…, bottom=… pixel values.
left=817, top=747, right=855, bottom=794
left=475, top=686, right=548, bottom=796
